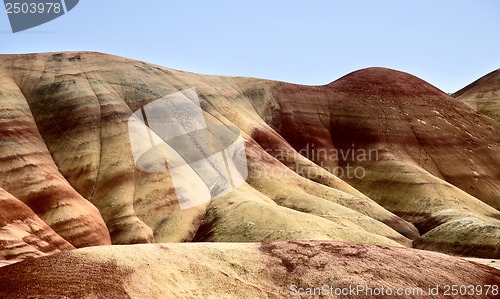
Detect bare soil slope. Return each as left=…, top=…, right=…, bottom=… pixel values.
left=0, top=53, right=412, bottom=261
left=270, top=67, right=500, bottom=257
left=453, top=69, right=500, bottom=122
left=0, top=52, right=499, bottom=267
left=0, top=241, right=499, bottom=299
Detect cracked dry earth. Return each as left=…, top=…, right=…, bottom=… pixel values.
left=0, top=52, right=499, bottom=298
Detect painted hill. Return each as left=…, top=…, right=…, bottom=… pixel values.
left=0, top=52, right=417, bottom=250
left=1, top=241, right=499, bottom=299
left=269, top=67, right=500, bottom=257
left=453, top=69, right=500, bottom=122
left=0, top=52, right=499, bottom=297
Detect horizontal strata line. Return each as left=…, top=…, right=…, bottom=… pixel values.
left=0, top=151, right=52, bottom=160
left=0, top=242, right=30, bottom=250
left=0, top=122, right=42, bottom=131
left=27, top=99, right=100, bottom=111
left=1, top=66, right=56, bottom=73
left=50, top=216, right=101, bottom=229
left=34, top=113, right=101, bottom=123
left=0, top=162, right=55, bottom=173
left=47, top=227, right=103, bottom=242
left=3, top=251, right=45, bottom=260
left=46, top=225, right=100, bottom=237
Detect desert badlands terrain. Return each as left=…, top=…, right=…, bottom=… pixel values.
left=0, top=52, right=499, bottom=298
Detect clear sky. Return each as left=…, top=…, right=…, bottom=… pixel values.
left=1, top=0, right=499, bottom=92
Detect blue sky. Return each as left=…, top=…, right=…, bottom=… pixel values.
left=1, top=0, right=499, bottom=92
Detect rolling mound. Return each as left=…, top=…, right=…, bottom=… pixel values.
left=453, top=69, right=500, bottom=122
left=0, top=52, right=414, bottom=261
left=0, top=51, right=499, bottom=278
left=0, top=241, right=499, bottom=299
left=270, top=67, right=500, bottom=256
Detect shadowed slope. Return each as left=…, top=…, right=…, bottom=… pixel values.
left=0, top=65, right=111, bottom=248
left=413, top=210, right=500, bottom=258
left=270, top=67, right=500, bottom=257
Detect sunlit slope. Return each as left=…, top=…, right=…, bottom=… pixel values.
left=454, top=68, right=500, bottom=122
left=0, top=52, right=499, bottom=261
left=0, top=52, right=412, bottom=262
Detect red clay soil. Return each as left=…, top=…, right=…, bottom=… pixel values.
left=271, top=67, right=500, bottom=214
left=0, top=188, right=74, bottom=265
left=0, top=241, right=498, bottom=298
left=0, top=252, right=133, bottom=298
left=260, top=241, right=500, bottom=298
